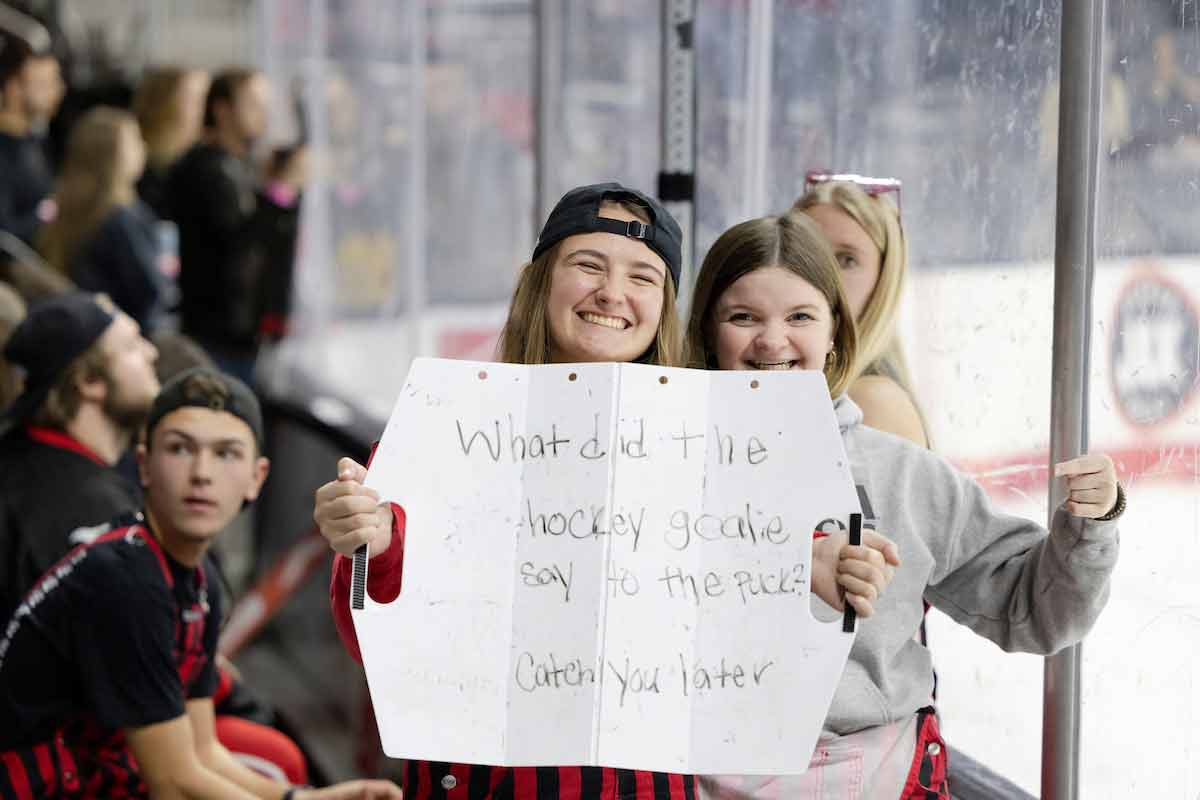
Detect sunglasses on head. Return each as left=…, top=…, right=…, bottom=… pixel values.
left=804, top=170, right=902, bottom=219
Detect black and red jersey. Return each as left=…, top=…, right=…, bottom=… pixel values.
left=0, top=426, right=142, bottom=623
left=0, top=522, right=221, bottom=799
left=398, top=762, right=695, bottom=800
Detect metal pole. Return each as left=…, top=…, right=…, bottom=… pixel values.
left=660, top=0, right=696, bottom=303
left=404, top=1, right=428, bottom=355
left=534, top=0, right=564, bottom=230
left=1042, top=0, right=1105, bottom=797
left=299, top=0, right=331, bottom=333
left=741, top=0, right=773, bottom=221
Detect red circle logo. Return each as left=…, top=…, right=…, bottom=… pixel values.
left=1111, top=271, right=1200, bottom=427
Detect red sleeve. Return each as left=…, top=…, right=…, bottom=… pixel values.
left=213, top=663, right=235, bottom=705
left=329, top=503, right=407, bottom=664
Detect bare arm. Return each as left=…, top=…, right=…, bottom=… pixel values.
left=188, top=699, right=290, bottom=799
left=191, top=699, right=404, bottom=799
left=125, top=708, right=266, bottom=800
left=849, top=375, right=928, bottom=447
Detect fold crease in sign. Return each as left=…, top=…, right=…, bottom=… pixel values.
left=353, top=358, right=860, bottom=774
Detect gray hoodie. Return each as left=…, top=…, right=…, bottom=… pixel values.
left=825, top=395, right=1119, bottom=734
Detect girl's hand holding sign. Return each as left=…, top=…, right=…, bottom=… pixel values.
left=313, top=456, right=393, bottom=558
left=812, top=528, right=901, bottom=618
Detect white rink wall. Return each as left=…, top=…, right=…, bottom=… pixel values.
left=909, top=257, right=1199, bottom=798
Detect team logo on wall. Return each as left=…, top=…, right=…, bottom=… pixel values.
left=1111, top=272, right=1199, bottom=426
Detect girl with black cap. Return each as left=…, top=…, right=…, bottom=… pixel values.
left=313, top=184, right=897, bottom=799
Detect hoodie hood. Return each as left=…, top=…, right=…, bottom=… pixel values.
left=833, top=393, right=863, bottom=434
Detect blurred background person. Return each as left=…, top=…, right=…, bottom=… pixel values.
left=37, top=106, right=174, bottom=332
left=0, top=291, right=314, bottom=785
left=0, top=279, right=25, bottom=411
left=1037, top=33, right=1132, bottom=169
left=0, top=292, right=158, bottom=620
left=1129, top=29, right=1200, bottom=159
left=0, top=15, right=63, bottom=245
left=166, top=66, right=306, bottom=385
left=133, top=65, right=209, bottom=219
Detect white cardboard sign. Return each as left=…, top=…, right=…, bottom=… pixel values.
left=353, top=359, right=860, bottom=774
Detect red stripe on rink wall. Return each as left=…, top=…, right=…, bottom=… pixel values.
left=218, top=529, right=331, bottom=658
left=956, top=442, right=1198, bottom=495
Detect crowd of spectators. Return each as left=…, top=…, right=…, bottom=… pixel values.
left=0, top=17, right=306, bottom=389
left=0, top=6, right=325, bottom=793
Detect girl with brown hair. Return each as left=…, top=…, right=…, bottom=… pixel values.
left=687, top=211, right=1122, bottom=798
left=314, top=182, right=697, bottom=799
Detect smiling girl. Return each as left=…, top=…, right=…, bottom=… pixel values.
left=316, top=183, right=692, bottom=800
left=687, top=211, right=1123, bottom=799
left=312, top=184, right=897, bottom=799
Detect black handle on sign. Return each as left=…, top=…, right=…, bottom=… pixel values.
left=843, top=513, right=862, bottom=633
left=351, top=544, right=368, bottom=610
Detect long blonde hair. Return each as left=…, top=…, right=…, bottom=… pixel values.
left=685, top=212, right=858, bottom=398
left=38, top=107, right=138, bottom=275
left=133, top=66, right=205, bottom=170
left=793, top=181, right=914, bottom=395
left=497, top=201, right=683, bottom=367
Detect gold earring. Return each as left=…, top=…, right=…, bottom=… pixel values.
left=826, top=348, right=838, bottom=367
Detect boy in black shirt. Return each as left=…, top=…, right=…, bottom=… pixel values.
left=0, top=367, right=400, bottom=800
left=0, top=291, right=159, bottom=620
left=1, top=291, right=319, bottom=786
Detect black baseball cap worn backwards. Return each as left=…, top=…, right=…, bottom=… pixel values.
left=146, top=367, right=265, bottom=452
left=3, top=291, right=116, bottom=426
left=532, top=182, right=683, bottom=288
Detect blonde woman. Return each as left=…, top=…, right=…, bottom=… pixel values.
left=37, top=107, right=170, bottom=331
left=794, top=174, right=927, bottom=447
left=133, top=66, right=209, bottom=218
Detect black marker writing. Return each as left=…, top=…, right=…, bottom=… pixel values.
left=525, top=500, right=645, bottom=552
left=606, top=656, right=661, bottom=707
left=454, top=416, right=569, bottom=463
left=664, top=504, right=789, bottom=551
left=679, top=654, right=775, bottom=695
left=514, top=652, right=596, bottom=692
left=519, top=560, right=574, bottom=602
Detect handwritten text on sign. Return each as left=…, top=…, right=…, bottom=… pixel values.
left=353, top=360, right=859, bottom=773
